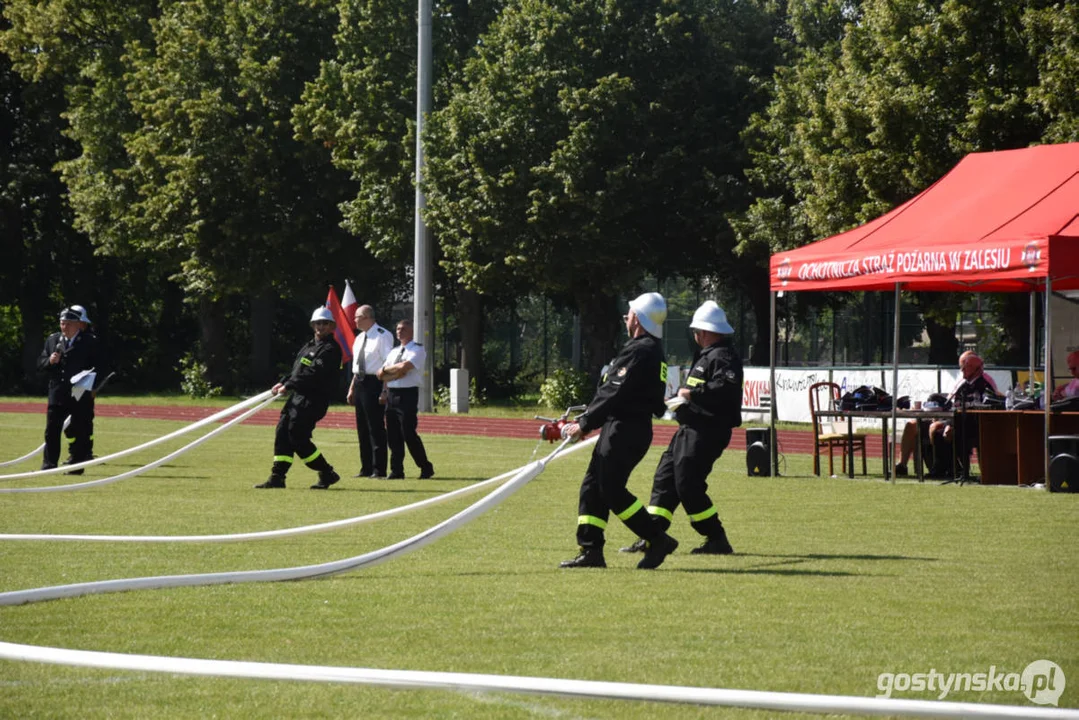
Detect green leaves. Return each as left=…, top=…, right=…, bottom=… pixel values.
left=740, top=0, right=1075, bottom=260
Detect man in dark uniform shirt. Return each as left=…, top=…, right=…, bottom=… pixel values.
left=559, top=292, right=679, bottom=571
left=255, top=307, right=343, bottom=490
left=623, top=301, right=743, bottom=556
left=37, top=307, right=102, bottom=473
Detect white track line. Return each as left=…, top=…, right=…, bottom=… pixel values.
left=0, top=394, right=279, bottom=494
left=0, top=435, right=595, bottom=539
left=0, top=641, right=1073, bottom=719
left=0, top=437, right=591, bottom=606
left=0, top=391, right=275, bottom=480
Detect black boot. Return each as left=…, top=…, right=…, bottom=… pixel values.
left=65, top=453, right=91, bottom=476
left=310, top=468, right=340, bottom=489
left=637, top=534, right=678, bottom=569
left=691, top=531, right=734, bottom=555
left=559, top=548, right=606, bottom=568
left=255, top=474, right=286, bottom=489
left=619, top=538, right=647, bottom=553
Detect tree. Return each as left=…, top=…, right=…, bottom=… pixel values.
left=294, top=0, right=506, bottom=388
left=424, top=0, right=780, bottom=374
left=3, top=0, right=384, bottom=390
left=0, top=47, right=83, bottom=389
left=736, top=0, right=1078, bottom=364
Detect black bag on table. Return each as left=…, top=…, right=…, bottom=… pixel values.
left=840, top=386, right=893, bottom=411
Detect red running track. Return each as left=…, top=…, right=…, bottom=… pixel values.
left=1, top=401, right=904, bottom=460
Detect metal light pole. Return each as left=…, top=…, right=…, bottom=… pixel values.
left=414, top=0, right=434, bottom=411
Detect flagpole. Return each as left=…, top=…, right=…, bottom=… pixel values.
left=414, top=0, right=434, bottom=412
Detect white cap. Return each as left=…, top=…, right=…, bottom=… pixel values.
left=310, top=307, right=335, bottom=325
left=628, top=292, right=667, bottom=338
left=690, top=301, right=734, bottom=335
left=70, top=304, right=91, bottom=324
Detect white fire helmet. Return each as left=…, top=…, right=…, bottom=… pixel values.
left=628, top=292, right=667, bottom=338
left=690, top=300, right=734, bottom=335
left=309, top=306, right=335, bottom=326
left=70, top=304, right=91, bottom=324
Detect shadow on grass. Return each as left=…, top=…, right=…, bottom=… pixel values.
left=737, top=552, right=939, bottom=562
left=677, top=567, right=860, bottom=577
left=667, top=550, right=939, bottom=577
left=316, top=486, right=446, bottom=495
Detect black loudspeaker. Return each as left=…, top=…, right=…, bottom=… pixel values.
left=745, top=427, right=771, bottom=477
left=1048, top=435, right=1079, bottom=493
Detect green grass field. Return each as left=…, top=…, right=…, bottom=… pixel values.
left=0, top=410, right=1076, bottom=718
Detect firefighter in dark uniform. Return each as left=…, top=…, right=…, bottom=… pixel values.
left=559, top=292, right=680, bottom=570
left=255, top=307, right=343, bottom=490
left=38, top=307, right=102, bottom=472
left=623, top=301, right=743, bottom=556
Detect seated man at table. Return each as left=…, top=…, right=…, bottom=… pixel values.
left=894, top=393, right=946, bottom=477
left=895, top=352, right=998, bottom=478
left=1051, top=350, right=1079, bottom=401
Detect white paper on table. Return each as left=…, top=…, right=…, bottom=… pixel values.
left=71, top=369, right=96, bottom=401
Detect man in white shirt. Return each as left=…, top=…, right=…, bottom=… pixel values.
left=377, top=319, right=435, bottom=479
left=347, top=305, right=394, bottom=478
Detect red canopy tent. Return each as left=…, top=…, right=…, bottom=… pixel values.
left=765, top=143, right=1079, bottom=483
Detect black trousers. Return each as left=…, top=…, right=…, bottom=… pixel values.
left=576, top=418, right=658, bottom=549
left=354, top=374, right=387, bottom=474
left=386, top=387, right=431, bottom=475
left=272, top=396, right=330, bottom=475
left=647, top=425, right=730, bottom=538
left=930, top=415, right=979, bottom=477
left=42, top=394, right=95, bottom=466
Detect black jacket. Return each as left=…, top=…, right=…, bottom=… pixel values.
left=281, top=335, right=342, bottom=405
left=577, top=333, right=666, bottom=434
left=675, top=339, right=744, bottom=430
left=37, top=330, right=102, bottom=405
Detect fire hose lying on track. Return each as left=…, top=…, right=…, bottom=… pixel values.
left=0, top=434, right=594, bottom=606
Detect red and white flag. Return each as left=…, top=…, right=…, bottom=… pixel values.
left=325, top=286, right=356, bottom=362
left=342, top=280, right=359, bottom=321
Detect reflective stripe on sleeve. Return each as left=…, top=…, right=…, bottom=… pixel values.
left=660, top=362, right=668, bottom=383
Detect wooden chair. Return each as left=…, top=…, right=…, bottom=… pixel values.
left=809, top=382, right=867, bottom=476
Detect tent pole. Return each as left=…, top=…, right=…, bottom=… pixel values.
left=1029, top=290, right=1036, bottom=387
left=1044, top=278, right=1052, bottom=490
left=770, top=291, right=778, bottom=476
left=891, top=283, right=901, bottom=484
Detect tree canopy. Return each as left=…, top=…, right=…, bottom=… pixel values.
left=1, top=0, right=1076, bottom=393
